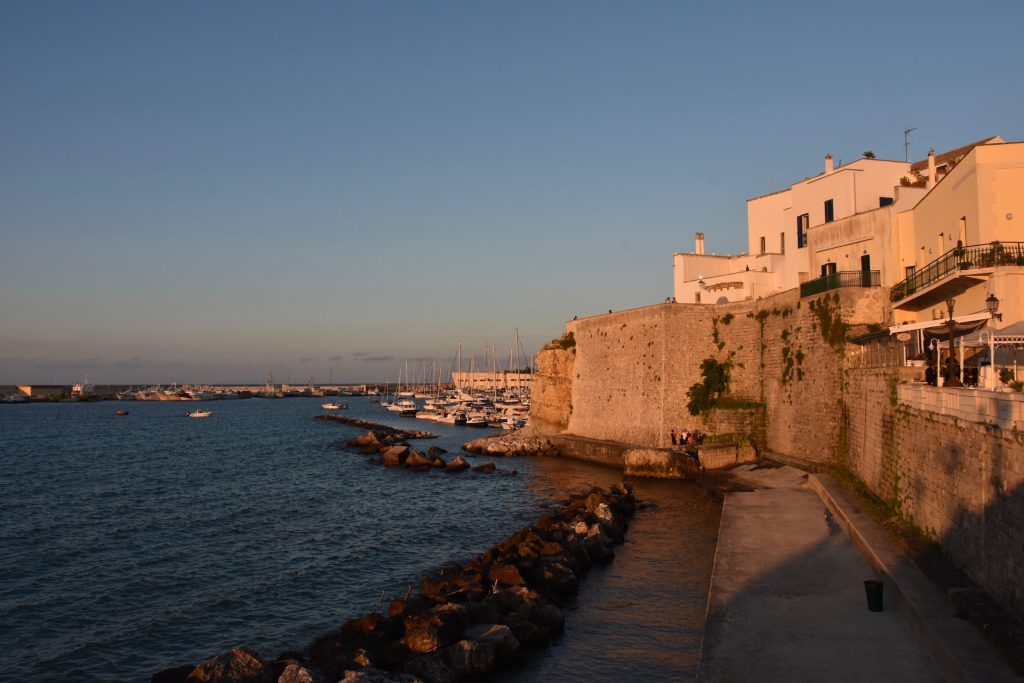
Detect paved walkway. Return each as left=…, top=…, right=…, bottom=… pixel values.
left=698, top=464, right=945, bottom=682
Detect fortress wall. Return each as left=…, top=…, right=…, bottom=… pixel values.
left=847, top=366, right=1024, bottom=622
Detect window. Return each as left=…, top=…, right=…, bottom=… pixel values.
left=820, top=262, right=837, bottom=277
left=760, top=236, right=766, bottom=254
left=694, top=292, right=701, bottom=303
left=905, top=265, right=916, bottom=279
left=824, top=199, right=834, bottom=223
left=879, top=196, right=893, bottom=207
left=959, top=216, right=967, bottom=245
left=780, top=232, right=785, bottom=255
left=797, top=213, right=809, bottom=248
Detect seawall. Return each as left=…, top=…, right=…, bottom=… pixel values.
left=530, top=287, right=1024, bottom=623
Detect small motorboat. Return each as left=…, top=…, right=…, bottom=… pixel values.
left=187, top=410, right=212, bottom=418
left=321, top=402, right=346, bottom=410
left=114, top=410, right=129, bottom=416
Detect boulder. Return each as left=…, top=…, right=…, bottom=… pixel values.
left=427, top=446, right=447, bottom=456
left=486, top=562, right=525, bottom=588
left=462, top=623, right=522, bottom=667
left=187, top=647, right=264, bottom=682
left=471, top=463, right=496, bottom=473
left=541, top=560, right=578, bottom=596
left=276, top=662, right=322, bottom=683
left=382, top=446, right=410, bottom=467
left=400, top=654, right=458, bottom=683
left=444, top=639, right=497, bottom=681
left=401, top=615, right=445, bottom=655
left=349, top=432, right=380, bottom=447
left=430, top=457, right=446, bottom=468
left=405, top=451, right=433, bottom=469
left=444, top=456, right=470, bottom=473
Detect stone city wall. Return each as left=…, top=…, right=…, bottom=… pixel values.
left=533, top=287, right=882, bottom=464
left=846, top=367, right=1024, bottom=622
left=530, top=284, right=1023, bottom=620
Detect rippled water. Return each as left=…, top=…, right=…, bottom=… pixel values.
left=0, top=398, right=720, bottom=682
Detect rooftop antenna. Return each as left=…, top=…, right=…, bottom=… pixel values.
left=904, top=127, right=917, bottom=162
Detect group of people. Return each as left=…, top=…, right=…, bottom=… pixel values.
left=670, top=428, right=703, bottom=449
left=663, top=296, right=678, bottom=303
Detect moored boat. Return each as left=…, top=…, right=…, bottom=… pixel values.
left=187, top=410, right=212, bottom=418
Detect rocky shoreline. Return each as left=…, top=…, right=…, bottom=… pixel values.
left=153, top=484, right=635, bottom=683
left=346, top=431, right=508, bottom=475
left=462, top=433, right=558, bottom=457
left=315, top=414, right=438, bottom=440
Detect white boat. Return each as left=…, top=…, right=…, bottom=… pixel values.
left=321, top=402, right=345, bottom=410
left=465, top=414, right=489, bottom=427
left=187, top=410, right=212, bottom=418
left=396, top=399, right=418, bottom=416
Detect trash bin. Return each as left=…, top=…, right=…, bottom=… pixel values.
left=864, top=579, right=884, bottom=612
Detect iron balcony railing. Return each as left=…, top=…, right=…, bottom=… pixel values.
left=889, top=241, right=1024, bottom=302
left=800, top=270, right=880, bottom=297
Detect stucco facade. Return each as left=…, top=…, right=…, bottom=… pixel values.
left=675, top=138, right=1024, bottom=333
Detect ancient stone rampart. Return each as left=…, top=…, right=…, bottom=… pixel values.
left=533, top=288, right=881, bottom=462
left=846, top=367, right=1024, bottom=622
left=528, top=285, right=1024, bottom=622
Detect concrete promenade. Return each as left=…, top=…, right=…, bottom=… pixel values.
left=698, top=463, right=1017, bottom=682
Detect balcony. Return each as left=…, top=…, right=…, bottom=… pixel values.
left=890, top=242, right=1024, bottom=310
left=800, top=270, right=880, bottom=298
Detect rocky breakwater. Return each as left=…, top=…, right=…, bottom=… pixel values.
left=316, top=415, right=437, bottom=441
left=346, top=431, right=506, bottom=475
left=462, top=433, right=558, bottom=458
left=152, top=484, right=636, bottom=683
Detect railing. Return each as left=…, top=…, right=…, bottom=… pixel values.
left=890, top=241, right=1024, bottom=302
left=800, top=270, right=880, bottom=297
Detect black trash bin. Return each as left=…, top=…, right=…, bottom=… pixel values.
left=864, top=579, right=884, bottom=612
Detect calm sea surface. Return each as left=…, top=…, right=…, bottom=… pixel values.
left=0, top=397, right=720, bottom=682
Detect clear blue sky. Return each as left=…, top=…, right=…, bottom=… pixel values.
left=2, top=0, right=1022, bottom=384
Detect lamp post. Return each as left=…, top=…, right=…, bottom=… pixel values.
left=944, top=298, right=962, bottom=387
left=985, top=293, right=1002, bottom=388
left=979, top=331, right=995, bottom=389
left=930, top=338, right=942, bottom=387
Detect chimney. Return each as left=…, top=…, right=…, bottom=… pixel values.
left=695, top=232, right=705, bottom=255
left=927, top=149, right=936, bottom=189
left=824, top=153, right=834, bottom=175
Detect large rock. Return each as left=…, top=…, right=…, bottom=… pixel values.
left=276, top=662, right=322, bottom=683
left=349, top=431, right=380, bottom=448
left=444, top=639, right=496, bottom=681
left=462, top=623, right=522, bottom=667
left=444, top=456, right=470, bottom=473
left=471, top=463, right=496, bottom=473
left=382, top=445, right=411, bottom=467
left=486, top=562, right=525, bottom=587
left=427, top=446, right=447, bottom=456
left=405, top=451, right=433, bottom=469
left=187, top=647, right=264, bottom=682
left=400, top=654, right=458, bottom=683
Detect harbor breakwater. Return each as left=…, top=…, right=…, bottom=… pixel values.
left=153, top=485, right=636, bottom=683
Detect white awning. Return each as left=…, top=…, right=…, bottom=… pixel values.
left=889, top=311, right=991, bottom=334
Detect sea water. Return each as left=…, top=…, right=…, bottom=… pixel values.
left=0, top=397, right=719, bottom=682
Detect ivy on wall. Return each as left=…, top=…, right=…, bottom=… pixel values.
left=687, top=357, right=732, bottom=416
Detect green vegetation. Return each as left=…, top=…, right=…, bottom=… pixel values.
left=999, top=368, right=1015, bottom=385
left=808, top=292, right=848, bottom=351
left=721, top=312, right=734, bottom=325
left=686, top=357, right=732, bottom=416
left=546, top=331, right=576, bottom=350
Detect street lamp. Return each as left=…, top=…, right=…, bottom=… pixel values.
left=986, top=293, right=1003, bottom=322
left=929, top=338, right=942, bottom=387
left=945, top=298, right=962, bottom=387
